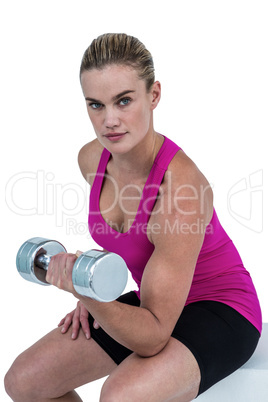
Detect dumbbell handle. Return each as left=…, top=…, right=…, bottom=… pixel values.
left=35, top=253, right=52, bottom=270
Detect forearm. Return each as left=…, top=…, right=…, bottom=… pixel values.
left=46, top=252, right=166, bottom=354
left=77, top=295, right=167, bottom=357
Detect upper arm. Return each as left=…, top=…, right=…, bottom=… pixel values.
left=140, top=154, right=213, bottom=344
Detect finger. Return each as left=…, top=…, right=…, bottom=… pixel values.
left=93, top=320, right=100, bottom=330
left=75, top=250, right=84, bottom=258
left=57, top=253, right=69, bottom=289
left=80, top=308, right=90, bottom=340
left=47, top=253, right=62, bottom=287
left=58, top=306, right=75, bottom=327
left=64, top=254, right=78, bottom=292
left=71, top=304, right=81, bottom=340
left=58, top=317, right=66, bottom=327
left=61, top=312, right=74, bottom=334
left=45, top=256, right=54, bottom=284
left=50, top=253, right=76, bottom=292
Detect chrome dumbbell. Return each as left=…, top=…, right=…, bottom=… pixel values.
left=16, top=237, right=128, bottom=302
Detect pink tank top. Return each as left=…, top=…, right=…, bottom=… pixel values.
left=88, top=136, right=262, bottom=333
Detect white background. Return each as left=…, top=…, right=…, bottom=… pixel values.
left=1, top=1, right=267, bottom=401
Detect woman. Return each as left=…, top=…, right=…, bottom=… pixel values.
left=5, top=33, right=262, bottom=402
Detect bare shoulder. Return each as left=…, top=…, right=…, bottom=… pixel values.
left=78, top=139, right=104, bottom=185
left=148, top=149, right=213, bottom=244
left=169, top=149, right=213, bottom=221
left=168, top=149, right=211, bottom=189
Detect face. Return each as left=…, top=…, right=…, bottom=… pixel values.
left=80, top=64, right=161, bottom=153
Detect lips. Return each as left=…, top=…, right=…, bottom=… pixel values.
left=104, top=132, right=127, bottom=137
left=103, top=132, right=127, bottom=141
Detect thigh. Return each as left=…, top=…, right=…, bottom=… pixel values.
left=100, top=301, right=260, bottom=402
left=8, top=325, right=117, bottom=399
left=101, top=337, right=201, bottom=402
left=89, top=291, right=140, bottom=364
left=171, top=301, right=260, bottom=395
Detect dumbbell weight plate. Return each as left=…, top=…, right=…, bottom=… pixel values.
left=72, top=250, right=128, bottom=302
left=16, top=237, right=67, bottom=285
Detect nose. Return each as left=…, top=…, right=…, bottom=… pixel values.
left=104, top=107, right=120, bottom=129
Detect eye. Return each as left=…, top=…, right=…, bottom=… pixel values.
left=88, top=102, right=103, bottom=110
left=118, top=97, right=131, bottom=106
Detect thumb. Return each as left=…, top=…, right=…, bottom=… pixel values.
left=75, top=250, right=84, bottom=258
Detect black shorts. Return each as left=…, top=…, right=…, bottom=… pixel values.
left=88, top=291, right=260, bottom=396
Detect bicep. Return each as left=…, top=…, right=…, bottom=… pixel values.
left=140, top=238, right=200, bottom=340
left=140, top=168, right=213, bottom=338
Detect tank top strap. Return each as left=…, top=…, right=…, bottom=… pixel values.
left=137, top=136, right=181, bottom=224
left=97, top=147, right=111, bottom=175
left=89, top=147, right=110, bottom=213
left=90, top=137, right=181, bottom=223
left=153, top=135, right=181, bottom=171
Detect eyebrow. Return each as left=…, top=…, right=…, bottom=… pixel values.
left=85, top=90, right=135, bottom=103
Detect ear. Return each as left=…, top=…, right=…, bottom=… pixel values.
left=150, top=81, right=161, bottom=110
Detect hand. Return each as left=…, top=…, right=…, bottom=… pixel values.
left=58, top=301, right=100, bottom=340
left=46, top=252, right=77, bottom=294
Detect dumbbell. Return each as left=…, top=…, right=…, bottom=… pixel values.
left=16, top=237, right=128, bottom=302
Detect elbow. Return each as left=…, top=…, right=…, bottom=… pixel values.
left=132, top=308, right=171, bottom=357
left=135, top=338, right=169, bottom=358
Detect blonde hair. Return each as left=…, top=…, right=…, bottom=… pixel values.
left=80, top=33, right=155, bottom=91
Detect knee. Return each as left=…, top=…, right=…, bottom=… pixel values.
left=4, top=364, right=22, bottom=401
left=4, top=368, right=14, bottom=399
left=100, top=376, right=130, bottom=402
left=4, top=356, right=37, bottom=402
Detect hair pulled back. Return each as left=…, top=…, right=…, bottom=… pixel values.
left=80, top=33, right=155, bottom=91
